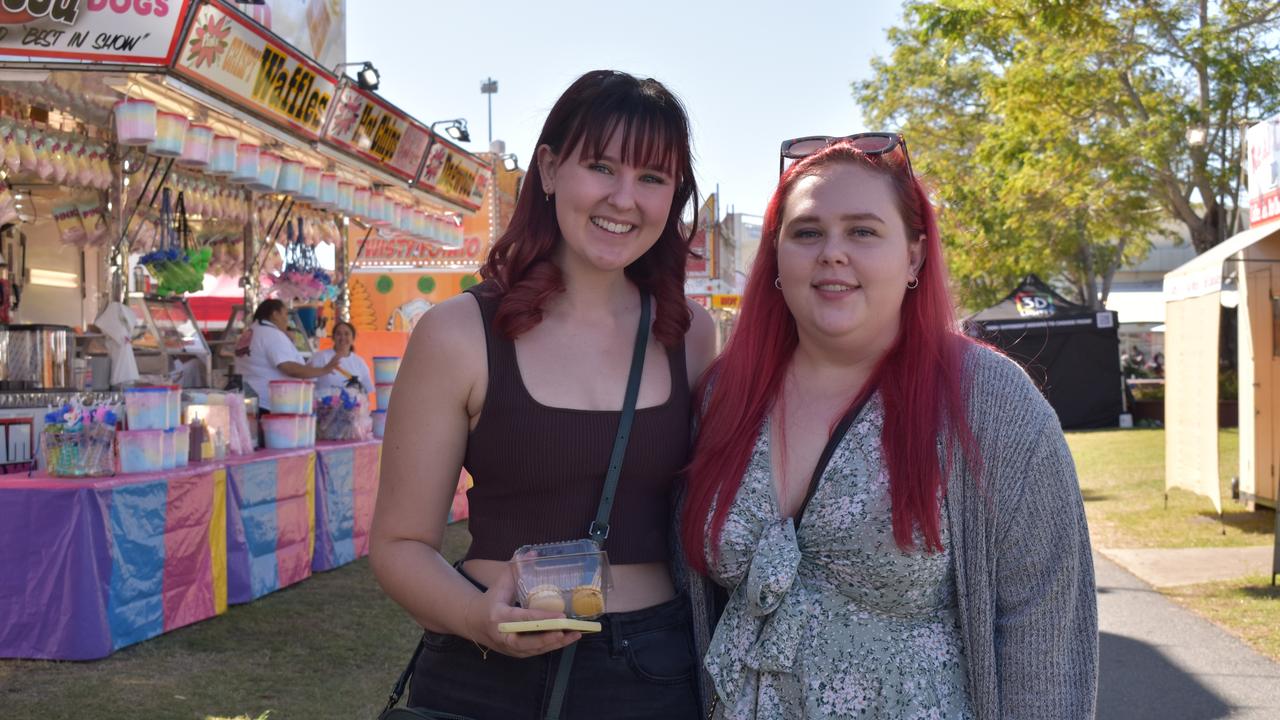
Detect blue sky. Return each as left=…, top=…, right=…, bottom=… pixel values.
left=348, top=1, right=905, bottom=218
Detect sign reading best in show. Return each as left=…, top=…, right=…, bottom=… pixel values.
left=173, top=0, right=335, bottom=140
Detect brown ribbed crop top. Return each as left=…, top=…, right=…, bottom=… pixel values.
left=461, top=280, right=691, bottom=564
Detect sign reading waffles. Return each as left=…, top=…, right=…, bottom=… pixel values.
left=173, top=0, right=336, bottom=140
left=417, top=137, right=491, bottom=212
left=0, top=0, right=192, bottom=65
left=322, top=82, right=431, bottom=182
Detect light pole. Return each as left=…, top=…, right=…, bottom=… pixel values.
left=481, top=78, right=498, bottom=145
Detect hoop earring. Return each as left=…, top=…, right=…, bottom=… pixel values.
left=774, top=277, right=782, bottom=290
left=906, top=276, right=919, bottom=290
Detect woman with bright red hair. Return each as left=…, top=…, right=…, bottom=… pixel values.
left=371, top=71, right=717, bottom=718
left=681, top=136, right=1097, bottom=719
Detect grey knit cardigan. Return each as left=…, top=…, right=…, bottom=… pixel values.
left=674, top=344, right=1099, bottom=719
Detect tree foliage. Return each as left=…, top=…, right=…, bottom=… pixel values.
left=857, top=0, right=1280, bottom=310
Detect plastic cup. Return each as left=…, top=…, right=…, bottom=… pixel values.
left=208, top=134, right=237, bottom=175
left=178, top=124, right=213, bottom=167
left=231, top=143, right=260, bottom=184
left=371, top=409, right=386, bottom=438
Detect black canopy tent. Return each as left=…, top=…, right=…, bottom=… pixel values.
left=966, top=275, right=1123, bottom=429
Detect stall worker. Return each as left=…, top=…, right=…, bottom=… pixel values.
left=238, top=298, right=338, bottom=412
left=308, top=320, right=373, bottom=395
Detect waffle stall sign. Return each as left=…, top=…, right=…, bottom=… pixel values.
left=0, top=0, right=192, bottom=65
left=173, top=0, right=336, bottom=139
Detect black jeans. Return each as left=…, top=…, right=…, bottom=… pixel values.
left=407, top=572, right=701, bottom=720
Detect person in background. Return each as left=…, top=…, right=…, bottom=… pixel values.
left=683, top=136, right=1097, bottom=719
left=308, top=320, right=372, bottom=395
left=237, top=298, right=337, bottom=412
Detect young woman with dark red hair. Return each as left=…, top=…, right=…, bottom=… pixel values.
left=681, top=137, right=1097, bottom=719
left=370, top=71, right=716, bottom=718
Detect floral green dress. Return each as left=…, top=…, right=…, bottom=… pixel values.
left=705, top=396, right=975, bottom=719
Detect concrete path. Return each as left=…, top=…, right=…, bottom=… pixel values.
left=1095, top=552, right=1280, bottom=719
left=1098, top=546, right=1276, bottom=588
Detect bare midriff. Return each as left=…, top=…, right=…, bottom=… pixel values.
left=462, top=559, right=676, bottom=613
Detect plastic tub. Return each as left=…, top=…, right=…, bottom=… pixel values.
left=172, top=425, right=190, bottom=467
left=165, top=385, right=181, bottom=429
left=375, top=383, right=393, bottom=411
left=208, top=134, right=237, bottom=175
left=148, top=111, right=188, bottom=157
left=118, top=429, right=166, bottom=473
left=268, top=379, right=314, bottom=414
left=231, top=143, right=259, bottom=184
left=262, top=414, right=307, bottom=449
left=114, top=99, right=156, bottom=145
left=160, top=428, right=176, bottom=470
left=178, top=123, right=213, bottom=167
left=298, top=165, right=321, bottom=201
left=277, top=159, right=303, bottom=195
left=353, top=187, right=370, bottom=219
left=337, top=181, right=355, bottom=213
left=250, top=151, right=282, bottom=192
left=317, top=172, right=338, bottom=208
left=373, top=356, right=401, bottom=384
left=124, top=386, right=171, bottom=430
left=371, top=409, right=386, bottom=438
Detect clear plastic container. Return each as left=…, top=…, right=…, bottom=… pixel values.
left=373, top=356, right=401, bottom=384
left=375, top=383, right=393, bottom=411
left=511, top=540, right=611, bottom=620
left=172, top=425, right=190, bottom=467
left=268, top=379, right=314, bottom=415
left=118, top=429, right=166, bottom=473
left=371, top=409, right=386, bottom=438
left=160, top=428, right=176, bottom=470
left=261, top=414, right=307, bottom=449
left=113, top=98, right=156, bottom=145
left=124, top=386, right=171, bottom=430
left=165, top=385, right=182, bottom=429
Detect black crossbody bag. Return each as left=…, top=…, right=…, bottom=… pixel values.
left=379, top=292, right=651, bottom=720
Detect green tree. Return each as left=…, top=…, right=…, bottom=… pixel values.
left=857, top=0, right=1280, bottom=310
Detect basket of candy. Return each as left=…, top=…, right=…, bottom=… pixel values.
left=316, top=386, right=372, bottom=441
left=40, top=401, right=118, bottom=477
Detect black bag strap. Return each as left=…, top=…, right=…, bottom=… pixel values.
left=587, top=289, right=651, bottom=547
left=381, top=635, right=427, bottom=715
left=548, top=289, right=649, bottom=720
left=793, top=391, right=873, bottom=527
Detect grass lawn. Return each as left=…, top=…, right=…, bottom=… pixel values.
left=0, top=523, right=473, bottom=720
left=1066, top=428, right=1274, bottom=549
left=1068, top=427, right=1280, bottom=663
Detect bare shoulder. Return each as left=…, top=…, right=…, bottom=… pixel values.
left=684, top=298, right=717, bottom=386
left=400, top=293, right=487, bottom=401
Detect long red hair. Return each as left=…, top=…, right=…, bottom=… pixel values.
left=682, top=142, right=977, bottom=572
left=480, top=70, right=699, bottom=347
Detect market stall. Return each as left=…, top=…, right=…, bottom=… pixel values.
left=0, top=0, right=492, bottom=660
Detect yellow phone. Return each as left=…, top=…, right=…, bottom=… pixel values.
left=497, top=619, right=602, bottom=634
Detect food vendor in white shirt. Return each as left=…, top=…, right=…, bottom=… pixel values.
left=309, top=320, right=373, bottom=395
left=236, top=299, right=339, bottom=411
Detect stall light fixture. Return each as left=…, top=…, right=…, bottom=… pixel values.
left=500, top=153, right=519, bottom=172
left=431, top=119, right=471, bottom=143
left=29, top=268, right=78, bottom=288
left=334, top=61, right=380, bottom=91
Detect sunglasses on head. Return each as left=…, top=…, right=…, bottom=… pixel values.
left=778, top=132, right=914, bottom=178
